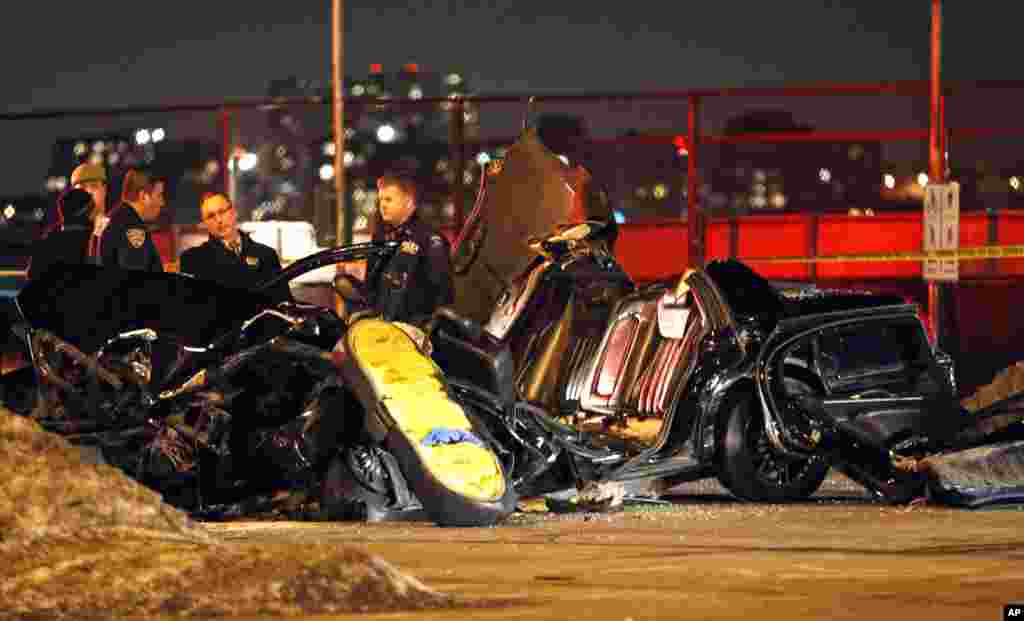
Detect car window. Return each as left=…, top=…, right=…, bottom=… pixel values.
left=816, top=319, right=927, bottom=395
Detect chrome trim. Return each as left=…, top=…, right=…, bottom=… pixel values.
left=240, top=309, right=304, bottom=332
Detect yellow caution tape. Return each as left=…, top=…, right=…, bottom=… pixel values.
left=737, top=244, right=1024, bottom=264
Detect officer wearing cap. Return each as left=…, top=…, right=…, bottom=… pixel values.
left=364, top=174, right=453, bottom=325
left=99, top=167, right=165, bottom=272
left=179, top=193, right=291, bottom=303
left=27, top=188, right=99, bottom=280
left=69, top=162, right=111, bottom=253
left=70, top=162, right=108, bottom=216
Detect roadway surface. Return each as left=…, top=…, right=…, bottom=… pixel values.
left=205, top=473, right=1024, bottom=621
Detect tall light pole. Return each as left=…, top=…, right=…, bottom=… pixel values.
left=928, top=0, right=953, bottom=354
left=332, top=0, right=348, bottom=247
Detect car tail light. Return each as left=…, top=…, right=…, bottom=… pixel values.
left=594, top=318, right=637, bottom=397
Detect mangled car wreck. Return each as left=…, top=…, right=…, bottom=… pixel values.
left=3, top=129, right=1024, bottom=527
left=433, top=129, right=1024, bottom=510
left=2, top=244, right=515, bottom=527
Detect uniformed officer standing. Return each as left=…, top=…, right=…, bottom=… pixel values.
left=365, top=174, right=453, bottom=325
left=179, top=193, right=291, bottom=303
left=99, top=168, right=165, bottom=272
left=68, top=162, right=111, bottom=252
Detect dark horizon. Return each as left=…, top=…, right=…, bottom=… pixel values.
left=2, top=2, right=1022, bottom=196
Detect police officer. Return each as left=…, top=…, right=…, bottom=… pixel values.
left=27, top=188, right=98, bottom=280
left=69, top=162, right=111, bottom=251
left=100, top=168, right=165, bottom=272
left=179, top=193, right=291, bottom=303
left=365, top=174, right=453, bottom=325
left=69, top=162, right=108, bottom=216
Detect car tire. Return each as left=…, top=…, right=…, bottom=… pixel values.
left=717, top=386, right=829, bottom=503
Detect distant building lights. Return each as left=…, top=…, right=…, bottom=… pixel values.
left=409, top=86, right=423, bottom=100
left=237, top=152, right=259, bottom=172
left=151, top=128, right=166, bottom=143
left=376, top=124, right=397, bottom=143
left=319, top=164, right=335, bottom=181
left=475, top=152, right=491, bottom=166
left=1010, top=176, right=1021, bottom=191
left=134, top=129, right=151, bottom=145
left=917, top=172, right=929, bottom=187
left=818, top=168, right=832, bottom=183
left=883, top=174, right=896, bottom=190
left=445, top=73, right=462, bottom=86
left=343, top=151, right=355, bottom=167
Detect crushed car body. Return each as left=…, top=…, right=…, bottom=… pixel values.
left=1, top=242, right=515, bottom=527
left=432, top=128, right=1024, bottom=509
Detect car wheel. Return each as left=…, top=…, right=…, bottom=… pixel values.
left=717, top=386, right=829, bottom=503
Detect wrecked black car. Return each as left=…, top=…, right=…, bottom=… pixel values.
left=427, top=128, right=1024, bottom=509
left=0, top=243, right=515, bottom=527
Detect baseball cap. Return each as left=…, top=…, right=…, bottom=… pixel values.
left=70, top=162, right=108, bottom=186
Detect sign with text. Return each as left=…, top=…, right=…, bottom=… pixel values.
left=923, top=182, right=960, bottom=281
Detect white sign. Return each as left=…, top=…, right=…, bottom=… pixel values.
left=923, top=182, right=960, bottom=282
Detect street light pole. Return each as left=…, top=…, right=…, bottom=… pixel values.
left=332, top=0, right=348, bottom=247
left=928, top=0, right=951, bottom=352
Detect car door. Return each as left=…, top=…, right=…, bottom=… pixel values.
left=766, top=312, right=943, bottom=451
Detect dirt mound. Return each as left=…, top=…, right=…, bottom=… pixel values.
left=0, top=408, right=454, bottom=618
left=0, top=407, right=206, bottom=544
left=1, top=539, right=453, bottom=619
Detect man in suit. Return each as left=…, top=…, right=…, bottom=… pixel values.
left=179, top=193, right=291, bottom=303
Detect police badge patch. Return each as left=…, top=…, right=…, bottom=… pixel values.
left=245, top=256, right=259, bottom=267
left=400, top=240, right=420, bottom=254
left=126, top=228, right=146, bottom=249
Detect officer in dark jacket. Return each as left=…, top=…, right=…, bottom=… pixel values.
left=27, top=188, right=100, bottom=280
left=364, top=174, right=453, bottom=325
left=100, top=168, right=165, bottom=272
left=179, top=193, right=291, bottom=303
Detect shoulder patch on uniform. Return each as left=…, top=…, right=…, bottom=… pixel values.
left=245, top=256, right=259, bottom=267
left=126, top=228, right=146, bottom=249
left=400, top=240, right=420, bottom=254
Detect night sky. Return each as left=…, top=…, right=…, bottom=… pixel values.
left=2, top=1, right=1021, bottom=195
